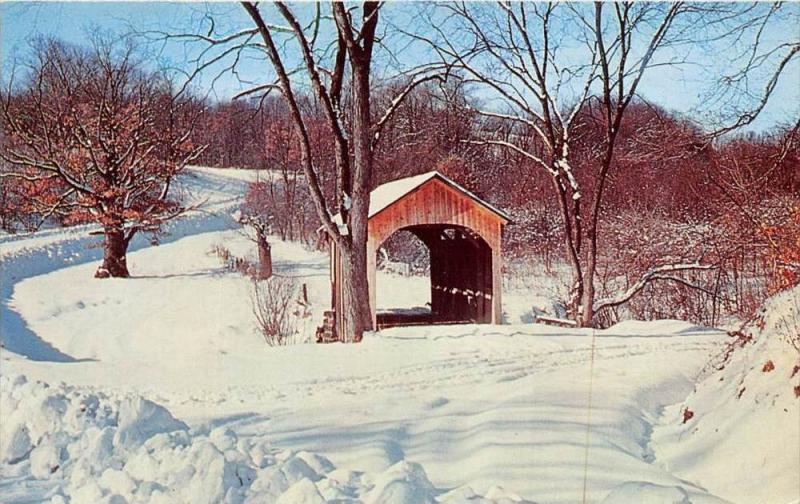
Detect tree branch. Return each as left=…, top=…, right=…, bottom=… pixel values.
left=593, top=262, right=717, bottom=312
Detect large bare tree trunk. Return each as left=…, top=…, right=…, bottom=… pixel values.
left=96, top=226, right=130, bottom=278
left=339, top=40, right=375, bottom=342
left=239, top=1, right=425, bottom=342
left=580, top=256, right=597, bottom=327
left=339, top=241, right=372, bottom=342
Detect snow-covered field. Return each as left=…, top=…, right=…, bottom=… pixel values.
left=1, top=167, right=797, bottom=504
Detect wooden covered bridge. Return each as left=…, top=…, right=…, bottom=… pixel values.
left=320, top=171, right=510, bottom=341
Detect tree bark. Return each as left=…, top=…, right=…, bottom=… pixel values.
left=340, top=43, right=375, bottom=342
left=339, top=240, right=372, bottom=342
left=256, top=233, right=273, bottom=279
left=241, top=1, right=383, bottom=342
left=580, top=256, right=596, bottom=327
left=96, top=226, right=130, bottom=278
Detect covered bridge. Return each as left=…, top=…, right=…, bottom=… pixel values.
left=323, top=171, right=510, bottom=340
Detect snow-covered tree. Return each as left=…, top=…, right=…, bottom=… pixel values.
left=0, top=37, right=204, bottom=277
left=414, top=2, right=797, bottom=326
left=168, top=2, right=445, bottom=341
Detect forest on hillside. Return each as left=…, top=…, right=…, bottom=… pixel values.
left=189, top=89, right=799, bottom=328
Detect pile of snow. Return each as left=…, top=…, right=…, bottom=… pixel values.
left=5, top=165, right=779, bottom=504
left=600, top=481, right=695, bottom=504
left=653, top=286, right=800, bottom=504
left=528, top=296, right=567, bottom=321
left=601, top=319, right=714, bottom=338
left=0, top=373, right=532, bottom=504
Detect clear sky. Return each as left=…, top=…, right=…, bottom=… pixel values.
left=1, top=1, right=798, bottom=132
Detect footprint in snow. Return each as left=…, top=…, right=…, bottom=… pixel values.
left=426, top=397, right=450, bottom=409
left=497, top=371, right=527, bottom=383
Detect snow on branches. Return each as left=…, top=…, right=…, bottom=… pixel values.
left=0, top=38, right=204, bottom=277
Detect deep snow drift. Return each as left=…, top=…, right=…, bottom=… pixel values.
left=653, top=287, right=800, bottom=504
left=0, top=373, right=529, bottom=504
left=2, top=167, right=797, bottom=503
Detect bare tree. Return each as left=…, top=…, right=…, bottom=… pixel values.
left=0, top=160, right=41, bottom=232
left=0, top=37, right=204, bottom=277
left=256, top=100, right=315, bottom=243
left=156, top=2, right=444, bottom=341
left=251, top=275, right=298, bottom=346
left=409, top=2, right=729, bottom=326
left=708, top=123, right=800, bottom=294
left=699, top=2, right=800, bottom=137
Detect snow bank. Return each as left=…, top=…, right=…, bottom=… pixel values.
left=601, top=319, right=713, bottom=337
left=0, top=167, right=256, bottom=362
left=0, top=373, right=532, bottom=504
left=2, top=164, right=751, bottom=504
left=600, top=482, right=692, bottom=504
left=653, top=287, right=800, bottom=504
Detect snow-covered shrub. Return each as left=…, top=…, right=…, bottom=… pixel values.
left=378, top=230, right=430, bottom=276
left=213, top=244, right=258, bottom=278
left=251, top=276, right=307, bottom=346
left=529, top=296, right=568, bottom=320
left=502, top=205, right=563, bottom=272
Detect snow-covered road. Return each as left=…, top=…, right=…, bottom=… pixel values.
left=2, top=167, right=786, bottom=504
left=0, top=168, right=255, bottom=362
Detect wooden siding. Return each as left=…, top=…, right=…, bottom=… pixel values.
left=330, top=175, right=507, bottom=339
left=368, top=178, right=503, bottom=250
left=365, top=178, right=505, bottom=327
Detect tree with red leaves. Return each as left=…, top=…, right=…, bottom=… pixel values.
left=0, top=37, right=204, bottom=278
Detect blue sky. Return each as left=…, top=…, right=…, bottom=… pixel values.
left=2, top=1, right=798, bottom=132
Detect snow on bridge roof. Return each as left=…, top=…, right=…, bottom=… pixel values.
left=361, top=171, right=512, bottom=221
left=369, top=171, right=511, bottom=222
left=329, top=171, right=511, bottom=230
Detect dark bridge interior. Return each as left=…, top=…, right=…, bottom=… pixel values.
left=376, top=224, right=493, bottom=328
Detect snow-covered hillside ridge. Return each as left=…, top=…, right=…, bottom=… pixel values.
left=0, top=167, right=258, bottom=361
left=653, top=286, right=800, bottom=504
left=0, top=373, right=530, bottom=504
left=0, top=167, right=254, bottom=283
